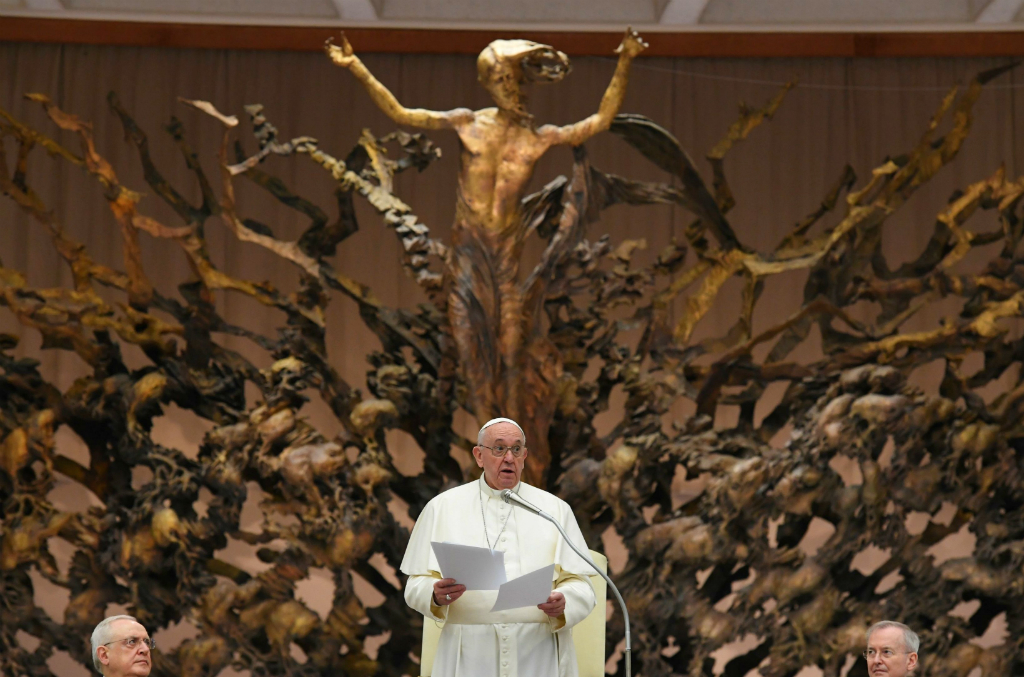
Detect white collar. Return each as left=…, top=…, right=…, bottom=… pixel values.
left=479, top=475, right=521, bottom=499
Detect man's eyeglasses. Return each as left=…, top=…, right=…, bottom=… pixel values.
left=863, top=649, right=907, bottom=660
left=104, top=637, right=156, bottom=651
left=479, top=444, right=526, bottom=458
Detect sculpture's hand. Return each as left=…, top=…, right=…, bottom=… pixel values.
left=325, top=33, right=357, bottom=68
left=539, top=27, right=644, bottom=146
left=614, top=27, right=648, bottom=58
left=324, top=33, right=461, bottom=129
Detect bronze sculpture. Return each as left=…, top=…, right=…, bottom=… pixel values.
left=328, top=30, right=648, bottom=481
left=1, top=31, right=1022, bottom=677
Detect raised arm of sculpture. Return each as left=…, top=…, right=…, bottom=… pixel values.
left=539, top=28, right=648, bottom=147
left=325, top=33, right=474, bottom=130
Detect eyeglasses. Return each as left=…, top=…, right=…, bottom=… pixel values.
left=863, top=649, right=907, bottom=661
left=479, top=444, right=526, bottom=458
left=104, top=637, right=156, bottom=651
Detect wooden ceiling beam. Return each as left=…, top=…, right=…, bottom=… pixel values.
left=2, top=17, right=1024, bottom=57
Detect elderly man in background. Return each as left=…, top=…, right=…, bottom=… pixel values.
left=400, top=417, right=596, bottom=677
left=91, top=615, right=153, bottom=677
left=865, top=620, right=919, bottom=676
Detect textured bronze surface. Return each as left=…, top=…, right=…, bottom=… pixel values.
left=1, top=46, right=1023, bottom=677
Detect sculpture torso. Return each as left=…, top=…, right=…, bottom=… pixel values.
left=453, top=108, right=550, bottom=234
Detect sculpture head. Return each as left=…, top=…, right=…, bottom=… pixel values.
left=473, top=417, right=528, bottom=489
left=477, top=39, right=571, bottom=117
left=865, top=621, right=919, bottom=676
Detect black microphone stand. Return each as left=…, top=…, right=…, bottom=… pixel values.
left=502, top=490, right=632, bottom=677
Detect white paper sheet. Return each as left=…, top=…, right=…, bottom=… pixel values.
left=489, top=564, right=555, bottom=612
left=430, top=542, right=507, bottom=590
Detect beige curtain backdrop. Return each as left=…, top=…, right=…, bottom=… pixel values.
left=2, top=41, right=1022, bottom=676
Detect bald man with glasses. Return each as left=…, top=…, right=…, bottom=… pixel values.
left=400, top=417, right=596, bottom=677
left=91, top=615, right=154, bottom=677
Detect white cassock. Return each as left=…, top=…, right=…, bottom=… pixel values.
left=400, top=477, right=596, bottom=677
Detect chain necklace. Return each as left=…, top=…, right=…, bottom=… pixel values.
left=480, top=479, right=518, bottom=551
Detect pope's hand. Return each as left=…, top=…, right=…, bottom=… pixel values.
left=432, top=578, right=466, bottom=606
left=537, top=591, right=566, bottom=617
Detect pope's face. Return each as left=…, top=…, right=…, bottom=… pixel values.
left=473, top=421, right=527, bottom=490
left=96, top=619, right=152, bottom=677
left=866, top=626, right=917, bottom=677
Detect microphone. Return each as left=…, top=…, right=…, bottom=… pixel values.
left=500, top=487, right=634, bottom=677
left=500, top=489, right=546, bottom=517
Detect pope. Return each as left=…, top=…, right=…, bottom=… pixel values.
left=400, top=417, right=596, bottom=677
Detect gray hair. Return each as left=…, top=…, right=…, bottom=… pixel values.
left=91, top=615, right=138, bottom=673
left=477, top=417, right=526, bottom=446
left=867, top=620, right=920, bottom=654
